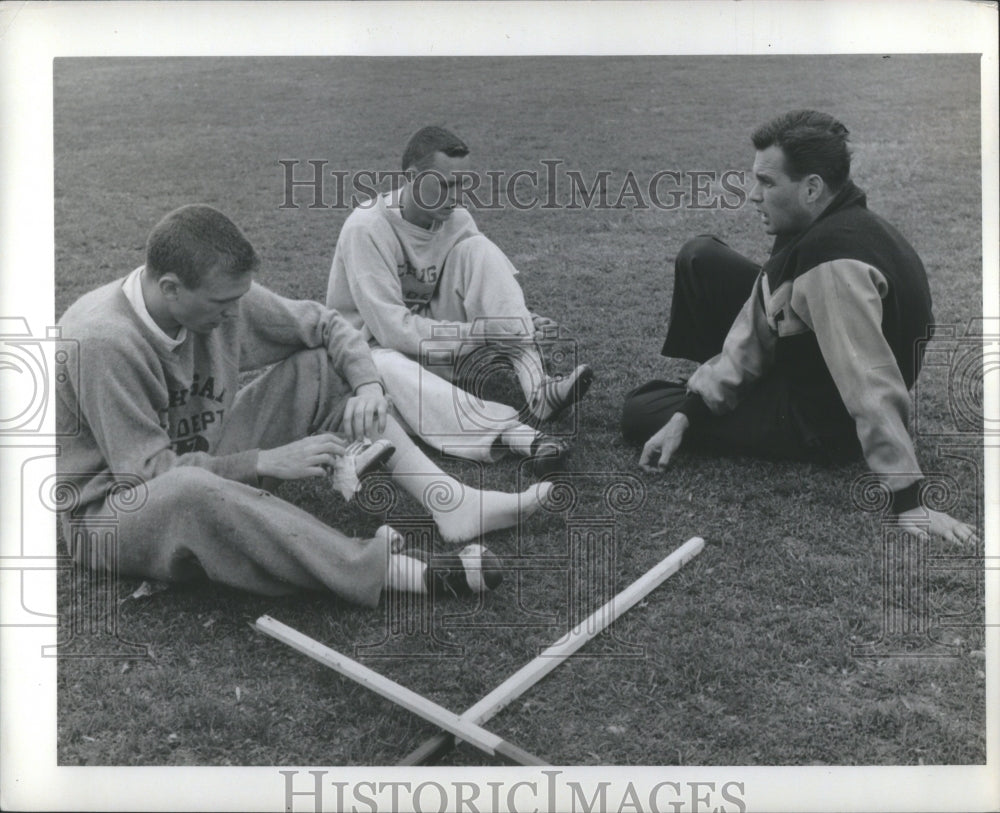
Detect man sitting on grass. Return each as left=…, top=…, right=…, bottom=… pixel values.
left=326, top=125, right=593, bottom=476
left=57, top=204, right=554, bottom=604
left=623, top=110, right=978, bottom=545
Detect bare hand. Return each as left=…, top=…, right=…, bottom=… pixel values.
left=639, top=413, right=689, bottom=473
left=257, top=433, right=348, bottom=480
left=531, top=312, right=559, bottom=340
left=897, top=506, right=980, bottom=546
left=341, top=382, right=390, bottom=441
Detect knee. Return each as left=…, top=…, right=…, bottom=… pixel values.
left=620, top=380, right=687, bottom=444
left=447, top=235, right=518, bottom=285
left=674, top=234, right=726, bottom=276
left=620, top=383, right=658, bottom=444
left=289, top=347, right=331, bottom=375
left=289, top=347, right=351, bottom=400
left=155, top=467, right=227, bottom=505
left=450, top=234, right=503, bottom=265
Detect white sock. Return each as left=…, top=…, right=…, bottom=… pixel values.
left=511, top=345, right=547, bottom=406
left=378, top=526, right=428, bottom=594
left=500, top=425, right=541, bottom=455
left=431, top=481, right=553, bottom=544
left=378, top=416, right=552, bottom=542
left=385, top=554, right=428, bottom=594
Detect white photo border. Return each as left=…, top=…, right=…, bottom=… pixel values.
left=1, top=2, right=997, bottom=811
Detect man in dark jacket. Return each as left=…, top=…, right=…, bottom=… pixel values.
left=623, top=110, right=977, bottom=545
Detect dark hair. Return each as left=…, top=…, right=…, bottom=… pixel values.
left=401, top=126, right=470, bottom=172
left=751, top=110, right=852, bottom=191
left=145, top=204, right=259, bottom=288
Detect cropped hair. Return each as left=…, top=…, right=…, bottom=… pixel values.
left=145, top=204, right=259, bottom=289
left=751, top=110, right=852, bottom=191
left=402, top=126, right=470, bottom=172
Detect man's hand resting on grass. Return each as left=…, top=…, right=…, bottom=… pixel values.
left=639, top=412, right=689, bottom=472
left=637, top=415, right=980, bottom=547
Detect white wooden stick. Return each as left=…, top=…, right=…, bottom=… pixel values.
left=254, top=614, right=547, bottom=765
left=470, top=535, right=704, bottom=720
left=400, top=535, right=705, bottom=764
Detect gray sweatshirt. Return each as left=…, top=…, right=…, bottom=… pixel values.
left=326, top=191, right=481, bottom=355
left=57, top=272, right=381, bottom=511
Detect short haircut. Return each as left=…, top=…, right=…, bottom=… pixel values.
left=401, top=126, right=470, bottom=172
left=751, top=110, right=852, bottom=191
left=145, top=204, right=259, bottom=289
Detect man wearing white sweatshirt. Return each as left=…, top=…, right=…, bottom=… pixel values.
left=326, top=126, right=593, bottom=475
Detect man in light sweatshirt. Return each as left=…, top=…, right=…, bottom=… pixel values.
left=326, top=126, right=593, bottom=476
left=57, top=204, right=554, bottom=603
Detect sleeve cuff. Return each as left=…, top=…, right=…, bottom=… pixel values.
left=676, top=392, right=712, bottom=428
left=217, top=449, right=260, bottom=486
left=353, top=379, right=385, bottom=396
left=890, top=480, right=922, bottom=514
left=342, top=358, right=382, bottom=393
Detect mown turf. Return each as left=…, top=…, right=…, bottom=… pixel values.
left=54, top=55, right=985, bottom=766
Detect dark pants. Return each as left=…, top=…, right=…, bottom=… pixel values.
left=622, top=236, right=861, bottom=463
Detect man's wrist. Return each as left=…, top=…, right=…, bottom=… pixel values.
left=354, top=380, right=385, bottom=396
left=676, top=392, right=711, bottom=428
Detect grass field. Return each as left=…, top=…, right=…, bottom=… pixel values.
left=53, top=55, right=986, bottom=767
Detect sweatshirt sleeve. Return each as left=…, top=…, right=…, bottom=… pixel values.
left=790, top=259, right=923, bottom=504
left=78, top=338, right=259, bottom=486
left=336, top=218, right=474, bottom=356
left=238, top=283, right=382, bottom=392
left=683, top=273, right=776, bottom=422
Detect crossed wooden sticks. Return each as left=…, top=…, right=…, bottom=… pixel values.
left=256, top=536, right=704, bottom=765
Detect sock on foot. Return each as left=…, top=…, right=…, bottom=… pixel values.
left=424, top=544, right=504, bottom=596
left=500, top=426, right=541, bottom=456
left=431, top=481, right=553, bottom=544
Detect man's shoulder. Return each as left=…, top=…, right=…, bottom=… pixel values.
left=797, top=204, right=919, bottom=271
left=59, top=278, right=152, bottom=355
left=60, top=279, right=129, bottom=335
left=342, top=193, right=394, bottom=234
left=449, top=206, right=479, bottom=234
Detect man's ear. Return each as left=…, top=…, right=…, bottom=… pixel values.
left=803, top=173, right=826, bottom=204
left=158, top=273, right=182, bottom=301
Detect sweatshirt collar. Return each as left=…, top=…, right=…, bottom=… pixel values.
left=122, top=265, right=187, bottom=351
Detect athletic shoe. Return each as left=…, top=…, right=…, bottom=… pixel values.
left=330, top=438, right=395, bottom=501
left=409, top=544, right=504, bottom=597
left=528, top=434, right=572, bottom=477
left=524, top=364, right=594, bottom=424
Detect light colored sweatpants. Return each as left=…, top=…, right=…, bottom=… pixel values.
left=377, top=234, right=546, bottom=461
left=65, top=349, right=388, bottom=603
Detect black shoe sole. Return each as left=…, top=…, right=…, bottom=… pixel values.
left=522, top=365, right=595, bottom=427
